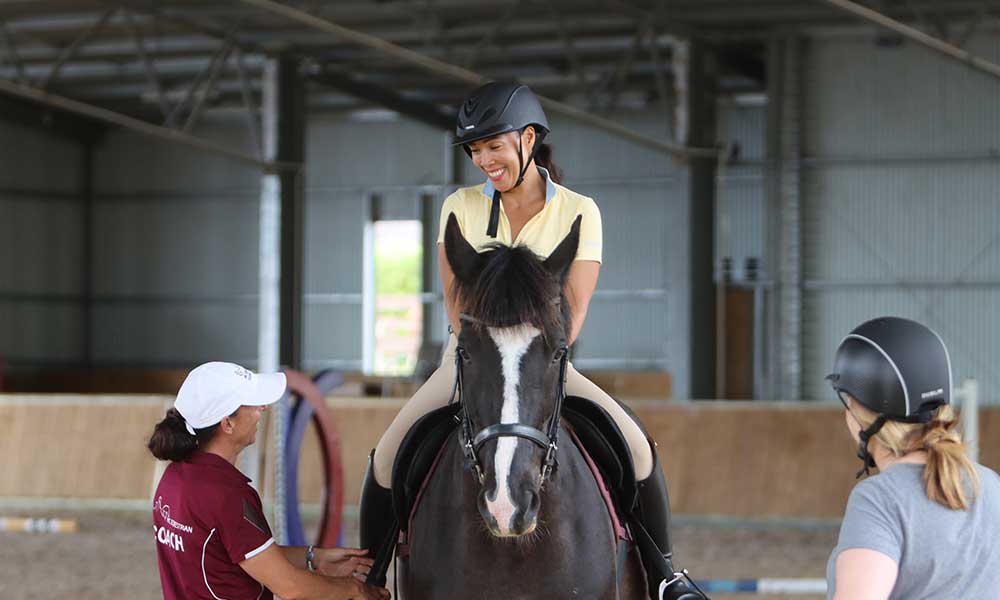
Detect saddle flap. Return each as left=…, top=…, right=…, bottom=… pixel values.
left=562, top=395, right=639, bottom=515
left=391, top=403, right=461, bottom=529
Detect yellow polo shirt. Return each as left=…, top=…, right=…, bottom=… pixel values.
left=436, top=169, right=602, bottom=263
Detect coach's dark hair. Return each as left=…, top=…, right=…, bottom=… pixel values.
left=147, top=408, right=220, bottom=462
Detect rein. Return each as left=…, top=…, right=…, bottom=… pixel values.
left=450, top=313, right=569, bottom=488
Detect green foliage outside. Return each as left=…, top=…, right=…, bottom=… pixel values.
left=375, top=248, right=422, bottom=294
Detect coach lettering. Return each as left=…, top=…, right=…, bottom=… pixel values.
left=154, top=525, right=186, bottom=553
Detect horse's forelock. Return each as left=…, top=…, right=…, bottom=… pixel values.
left=451, top=244, right=569, bottom=339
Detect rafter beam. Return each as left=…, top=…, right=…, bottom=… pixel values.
left=0, top=20, right=25, bottom=82
left=164, top=38, right=231, bottom=127
left=238, top=0, right=715, bottom=157
left=818, top=0, right=1000, bottom=81
left=123, top=9, right=170, bottom=118
left=38, top=7, right=116, bottom=90
left=0, top=76, right=292, bottom=172
left=311, top=68, right=455, bottom=130
left=183, top=42, right=234, bottom=132
left=0, top=93, right=104, bottom=141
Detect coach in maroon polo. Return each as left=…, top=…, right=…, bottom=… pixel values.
left=148, top=361, right=389, bottom=600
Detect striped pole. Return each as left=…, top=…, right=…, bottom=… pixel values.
left=0, top=517, right=78, bottom=533
left=694, top=578, right=827, bottom=595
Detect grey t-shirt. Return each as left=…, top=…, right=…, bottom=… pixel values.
left=826, top=462, right=1000, bottom=599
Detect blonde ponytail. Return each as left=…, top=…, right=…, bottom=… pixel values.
left=848, top=401, right=979, bottom=510
left=921, top=406, right=980, bottom=510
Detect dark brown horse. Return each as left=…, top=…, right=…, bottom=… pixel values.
left=396, top=215, right=646, bottom=599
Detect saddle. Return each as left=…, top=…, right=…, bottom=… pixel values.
left=391, top=403, right=462, bottom=529
left=389, top=396, right=638, bottom=535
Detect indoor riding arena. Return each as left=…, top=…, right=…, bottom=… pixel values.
left=2, top=1, right=999, bottom=599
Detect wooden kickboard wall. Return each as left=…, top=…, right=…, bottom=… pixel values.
left=2, top=395, right=995, bottom=520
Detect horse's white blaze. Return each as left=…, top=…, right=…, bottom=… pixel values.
left=484, top=325, right=540, bottom=535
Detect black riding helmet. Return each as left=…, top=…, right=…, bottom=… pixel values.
left=826, top=316, right=952, bottom=477
left=453, top=81, right=550, bottom=238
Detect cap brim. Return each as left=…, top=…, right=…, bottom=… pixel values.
left=247, top=372, right=287, bottom=406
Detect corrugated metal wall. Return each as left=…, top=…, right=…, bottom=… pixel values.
left=91, top=115, right=261, bottom=366
left=716, top=100, right=767, bottom=279
left=799, top=33, right=1000, bottom=405
left=536, top=111, right=690, bottom=397
left=21, top=33, right=996, bottom=404
left=303, top=114, right=448, bottom=370
left=0, top=122, right=86, bottom=366
left=84, top=107, right=693, bottom=394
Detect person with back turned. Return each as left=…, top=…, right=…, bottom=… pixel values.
left=825, top=317, right=1000, bottom=599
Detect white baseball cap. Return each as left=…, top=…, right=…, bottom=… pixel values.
left=174, top=362, right=287, bottom=435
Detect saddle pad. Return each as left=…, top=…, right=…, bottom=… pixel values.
left=561, top=395, right=639, bottom=517
left=566, top=424, right=630, bottom=541
left=391, top=403, right=461, bottom=529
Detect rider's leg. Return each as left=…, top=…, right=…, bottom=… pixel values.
left=564, top=364, right=706, bottom=600
left=372, top=334, right=458, bottom=486
left=362, top=334, right=458, bottom=586
left=636, top=448, right=707, bottom=599
left=564, top=364, right=653, bottom=479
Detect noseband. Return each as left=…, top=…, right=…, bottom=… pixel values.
left=451, top=314, right=569, bottom=488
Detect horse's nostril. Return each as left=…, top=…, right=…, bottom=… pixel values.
left=521, top=487, right=540, bottom=516
left=529, top=489, right=540, bottom=512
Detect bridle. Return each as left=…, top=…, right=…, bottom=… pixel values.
left=450, top=313, right=569, bottom=489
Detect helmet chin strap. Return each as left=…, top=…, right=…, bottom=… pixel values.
left=486, top=129, right=543, bottom=238
left=855, top=415, right=887, bottom=478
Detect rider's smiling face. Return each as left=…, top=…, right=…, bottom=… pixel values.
left=467, top=128, right=536, bottom=192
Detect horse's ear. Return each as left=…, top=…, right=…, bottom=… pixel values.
left=543, top=215, right=581, bottom=281
left=444, top=213, right=483, bottom=284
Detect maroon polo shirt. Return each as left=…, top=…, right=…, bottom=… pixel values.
left=153, top=451, right=275, bottom=600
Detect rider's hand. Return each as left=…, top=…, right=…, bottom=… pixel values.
left=329, top=576, right=391, bottom=600
left=316, top=547, right=374, bottom=581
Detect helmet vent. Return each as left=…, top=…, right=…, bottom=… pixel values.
left=480, top=107, right=496, bottom=122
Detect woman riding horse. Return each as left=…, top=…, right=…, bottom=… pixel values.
left=360, top=81, right=704, bottom=600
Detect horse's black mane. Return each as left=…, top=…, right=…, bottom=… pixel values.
left=450, top=242, right=570, bottom=337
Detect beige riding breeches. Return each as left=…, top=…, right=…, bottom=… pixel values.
left=372, top=334, right=654, bottom=487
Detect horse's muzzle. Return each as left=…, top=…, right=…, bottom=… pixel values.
left=478, top=484, right=541, bottom=538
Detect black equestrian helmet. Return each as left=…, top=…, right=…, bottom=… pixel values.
left=453, top=81, right=549, bottom=153
left=827, top=317, right=952, bottom=422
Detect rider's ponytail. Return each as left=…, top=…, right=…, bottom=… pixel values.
left=534, top=142, right=563, bottom=184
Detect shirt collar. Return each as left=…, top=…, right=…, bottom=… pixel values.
left=481, top=165, right=557, bottom=205
left=187, top=451, right=251, bottom=483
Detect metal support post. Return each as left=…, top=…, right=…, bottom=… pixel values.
left=256, top=56, right=305, bottom=543
left=777, top=38, right=803, bottom=402
left=687, top=39, right=718, bottom=400
left=81, top=142, right=95, bottom=367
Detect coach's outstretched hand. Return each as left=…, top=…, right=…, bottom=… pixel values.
left=316, top=547, right=375, bottom=581
left=329, top=576, right=390, bottom=600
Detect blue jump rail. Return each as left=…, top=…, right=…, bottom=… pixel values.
left=693, top=578, right=827, bottom=595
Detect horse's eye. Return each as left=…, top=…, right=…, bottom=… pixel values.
left=458, top=347, right=472, bottom=363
